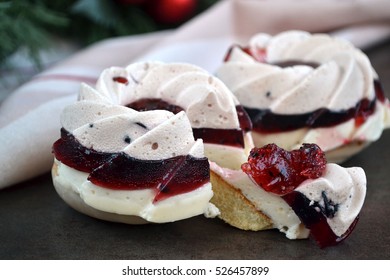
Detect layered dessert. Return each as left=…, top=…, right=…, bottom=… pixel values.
left=52, top=99, right=218, bottom=223
left=217, top=30, right=390, bottom=162
left=52, top=60, right=368, bottom=247
left=211, top=143, right=366, bottom=247
left=93, top=61, right=253, bottom=170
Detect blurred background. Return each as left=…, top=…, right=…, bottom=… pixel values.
left=0, top=0, right=219, bottom=100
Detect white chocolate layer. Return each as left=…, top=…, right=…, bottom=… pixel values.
left=54, top=159, right=215, bottom=223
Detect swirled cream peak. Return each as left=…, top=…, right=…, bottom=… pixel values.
left=90, top=61, right=241, bottom=130
left=61, top=100, right=202, bottom=159
left=295, top=163, right=366, bottom=237
left=218, top=30, right=376, bottom=114
left=217, top=31, right=390, bottom=162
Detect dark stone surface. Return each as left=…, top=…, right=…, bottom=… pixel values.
left=1, top=39, right=389, bottom=260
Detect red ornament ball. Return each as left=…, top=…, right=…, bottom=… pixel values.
left=146, top=0, right=197, bottom=24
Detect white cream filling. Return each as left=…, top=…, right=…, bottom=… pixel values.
left=210, top=162, right=310, bottom=239
left=205, top=132, right=254, bottom=170
left=55, top=159, right=216, bottom=223
left=205, top=144, right=247, bottom=171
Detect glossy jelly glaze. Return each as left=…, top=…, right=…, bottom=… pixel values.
left=283, top=191, right=359, bottom=248
left=127, top=98, right=252, bottom=148
left=242, top=143, right=358, bottom=247
left=245, top=96, right=377, bottom=133
left=52, top=128, right=209, bottom=203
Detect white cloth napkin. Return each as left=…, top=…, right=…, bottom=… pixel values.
left=1, top=0, right=390, bottom=189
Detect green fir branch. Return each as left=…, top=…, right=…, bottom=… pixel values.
left=0, top=0, right=69, bottom=67
left=0, top=0, right=220, bottom=67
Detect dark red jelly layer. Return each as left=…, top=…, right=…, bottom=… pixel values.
left=53, top=128, right=116, bottom=173
left=374, top=79, right=386, bottom=103
left=193, top=128, right=244, bottom=148
left=126, top=98, right=251, bottom=148
left=283, top=191, right=359, bottom=248
left=89, top=153, right=209, bottom=203
left=236, top=105, right=252, bottom=132
left=52, top=129, right=209, bottom=202
left=241, top=143, right=326, bottom=195
left=245, top=96, right=377, bottom=133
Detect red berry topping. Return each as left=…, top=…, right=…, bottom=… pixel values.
left=113, top=76, right=129, bottom=85
left=241, top=143, right=327, bottom=195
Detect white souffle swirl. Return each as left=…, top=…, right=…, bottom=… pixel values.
left=53, top=90, right=218, bottom=223
left=88, top=61, right=254, bottom=170
left=217, top=30, right=390, bottom=163
left=295, top=163, right=366, bottom=238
